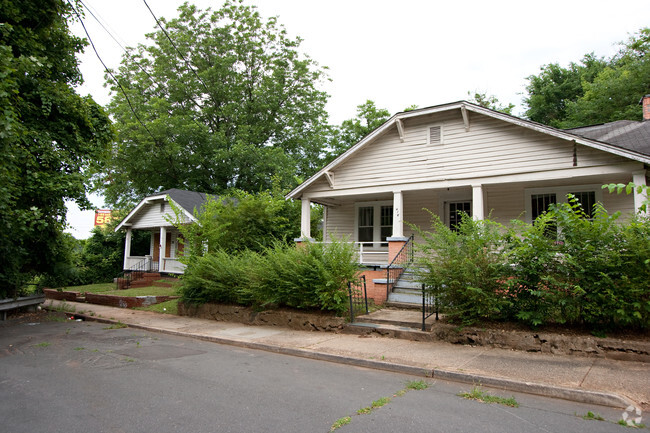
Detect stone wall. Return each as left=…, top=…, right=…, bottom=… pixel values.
left=84, top=293, right=177, bottom=309
left=178, top=302, right=346, bottom=332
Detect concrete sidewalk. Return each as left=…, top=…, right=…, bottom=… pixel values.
left=45, top=300, right=649, bottom=410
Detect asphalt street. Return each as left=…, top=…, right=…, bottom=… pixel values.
left=0, top=313, right=640, bottom=432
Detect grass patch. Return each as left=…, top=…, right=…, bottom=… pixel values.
left=582, top=411, right=605, bottom=421
left=74, top=347, right=84, bottom=351
left=55, top=283, right=115, bottom=293
left=134, top=299, right=179, bottom=315
left=406, top=380, right=429, bottom=390
left=459, top=386, right=519, bottom=407
left=33, top=342, right=50, bottom=348
left=104, top=322, right=128, bottom=330
left=330, top=417, right=351, bottom=431
left=356, top=407, right=372, bottom=415
left=100, top=286, right=179, bottom=297
left=371, top=397, right=391, bottom=408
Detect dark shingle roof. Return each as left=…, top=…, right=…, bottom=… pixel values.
left=155, top=188, right=211, bottom=215
left=565, top=120, right=650, bottom=156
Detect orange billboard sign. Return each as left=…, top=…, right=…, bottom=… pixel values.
left=94, top=209, right=113, bottom=226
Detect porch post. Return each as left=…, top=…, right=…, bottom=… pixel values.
left=632, top=170, right=648, bottom=214
left=159, top=226, right=167, bottom=272
left=472, top=184, right=485, bottom=220
left=123, top=228, right=132, bottom=270
left=300, top=197, right=311, bottom=239
left=392, top=190, right=403, bottom=237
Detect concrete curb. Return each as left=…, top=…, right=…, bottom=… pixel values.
left=65, top=311, right=635, bottom=409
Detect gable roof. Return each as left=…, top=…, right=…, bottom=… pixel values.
left=565, top=120, right=650, bottom=156
left=115, top=188, right=211, bottom=231
left=287, top=101, right=650, bottom=199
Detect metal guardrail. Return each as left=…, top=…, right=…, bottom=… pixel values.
left=347, top=275, right=368, bottom=323
left=0, top=294, right=45, bottom=320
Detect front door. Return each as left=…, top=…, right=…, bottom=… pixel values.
left=153, top=233, right=172, bottom=261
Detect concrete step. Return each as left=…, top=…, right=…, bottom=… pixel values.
left=387, top=291, right=422, bottom=305
left=394, top=281, right=423, bottom=290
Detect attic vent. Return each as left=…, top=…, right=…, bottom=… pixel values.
left=428, top=125, right=442, bottom=145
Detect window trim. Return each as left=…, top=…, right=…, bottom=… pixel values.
left=524, top=184, right=603, bottom=223
left=354, top=200, right=393, bottom=245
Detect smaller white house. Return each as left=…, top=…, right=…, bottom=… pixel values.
left=115, top=189, right=209, bottom=274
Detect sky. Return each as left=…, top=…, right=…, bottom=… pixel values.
left=65, top=0, right=650, bottom=238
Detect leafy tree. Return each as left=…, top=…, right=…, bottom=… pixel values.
left=98, top=1, right=330, bottom=208
left=72, top=224, right=150, bottom=285
left=524, top=28, right=649, bottom=128
left=169, top=189, right=322, bottom=258
left=326, top=100, right=390, bottom=162
left=562, top=29, right=650, bottom=127
left=0, top=0, right=113, bottom=298
left=523, top=54, right=608, bottom=127
left=467, top=91, right=515, bottom=115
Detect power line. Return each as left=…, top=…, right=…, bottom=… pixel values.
left=78, top=0, right=157, bottom=84
left=141, top=0, right=213, bottom=98
left=66, top=0, right=160, bottom=145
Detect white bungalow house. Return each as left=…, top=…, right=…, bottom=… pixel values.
left=287, top=98, right=650, bottom=303
left=115, top=189, right=209, bottom=275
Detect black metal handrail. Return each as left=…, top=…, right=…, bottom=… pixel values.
left=115, top=257, right=159, bottom=290
left=385, top=234, right=414, bottom=298
left=347, top=275, right=368, bottom=323
left=422, top=283, right=439, bottom=331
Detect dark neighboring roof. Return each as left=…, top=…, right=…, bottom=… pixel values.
left=155, top=188, right=211, bottom=215
left=564, top=120, right=650, bottom=157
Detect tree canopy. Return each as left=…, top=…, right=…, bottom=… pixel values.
left=524, top=28, right=650, bottom=128
left=98, top=1, right=331, bottom=208
left=467, top=91, right=515, bottom=115
left=0, top=0, right=113, bottom=297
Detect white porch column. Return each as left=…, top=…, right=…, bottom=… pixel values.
left=392, top=190, right=404, bottom=237
left=123, top=228, right=132, bottom=270
left=300, top=197, right=311, bottom=239
left=633, top=170, right=648, bottom=214
left=472, top=184, right=485, bottom=221
left=159, top=226, right=167, bottom=272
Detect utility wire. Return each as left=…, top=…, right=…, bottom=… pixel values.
left=67, top=0, right=159, bottom=144
left=141, top=0, right=213, bottom=98
left=79, top=0, right=156, bottom=84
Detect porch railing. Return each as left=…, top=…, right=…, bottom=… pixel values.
left=312, top=241, right=390, bottom=265
left=385, top=234, right=415, bottom=298
left=116, top=257, right=159, bottom=290
left=162, top=257, right=186, bottom=274
left=347, top=275, right=368, bottom=323
left=422, top=283, right=439, bottom=331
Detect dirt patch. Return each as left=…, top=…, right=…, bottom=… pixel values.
left=177, top=302, right=346, bottom=332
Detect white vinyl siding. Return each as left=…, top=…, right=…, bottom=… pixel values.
left=129, top=203, right=178, bottom=229
left=310, top=112, right=630, bottom=193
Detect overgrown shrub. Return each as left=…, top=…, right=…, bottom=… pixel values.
left=180, top=239, right=358, bottom=315
left=413, top=212, right=512, bottom=325
left=169, top=189, right=322, bottom=258
left=414, top=199, right=650, bottom=330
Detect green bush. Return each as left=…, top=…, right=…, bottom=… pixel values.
left=414, top=212, right=512, bottom=325
left=414, top=199, right=650, bottom=330
left=180, top=239, right=358, bottom=315
left=169, top=189, right=322, bottom=259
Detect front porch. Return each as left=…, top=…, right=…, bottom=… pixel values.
left=123, top=226, right=186, bottom=275
left=297, top=170, right=647, bottom=304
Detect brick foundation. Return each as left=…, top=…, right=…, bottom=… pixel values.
left=43, top=288, right=80, bottom=302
